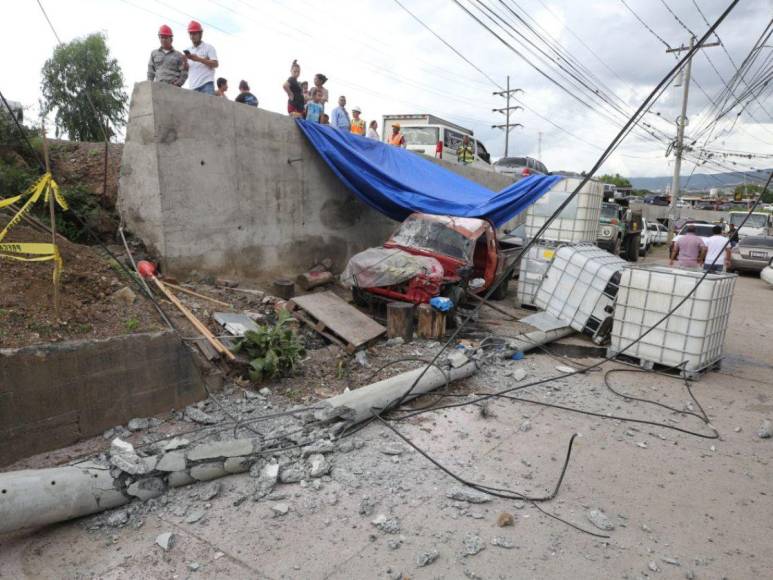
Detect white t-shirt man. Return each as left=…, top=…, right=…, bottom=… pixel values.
left=704, top=234, right=728, bottom=267
left=186, top=41, right=218, bottom=90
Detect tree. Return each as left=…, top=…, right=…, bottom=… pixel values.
left=40, top=33, right=127, bottom=141
left=734, top=183, right=773, bottom=204
left=598, top=173, right=633, bottom=189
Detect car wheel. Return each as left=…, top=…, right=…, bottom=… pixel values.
left=626, top=234, right=640, bottom=262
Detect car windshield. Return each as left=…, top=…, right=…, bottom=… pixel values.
left=402, top=127, right=439, bottom=146
left=389, top=216, right=474, bottom=262
left=679, top=225, right=715, bottom=237
left=494, top=157, right=528, bottom=168
left=740, top=236, right=773, bottom=248
left=600, top=204, right=618, bottom=219
left=730, top=213, right=768, bottom=228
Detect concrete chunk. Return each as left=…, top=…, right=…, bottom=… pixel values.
left=127, top=477, right=166, bottom=501
left=168, top=470, right=196, bottom=488
left=190, top=462, right=226, bottom=481
left=187, top=439, right=254, bottom=461
left=156, top=451, right=187, bottom=472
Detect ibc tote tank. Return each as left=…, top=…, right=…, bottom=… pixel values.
left=524, top=178, right=604, bottom=244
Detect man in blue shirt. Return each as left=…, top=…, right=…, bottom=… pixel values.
left=330, top=95, right=350, bottom=131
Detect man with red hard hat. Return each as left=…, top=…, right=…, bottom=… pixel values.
left=147, top=25, right=188, bottom=86
left=184, top=20, right=219, bottom=95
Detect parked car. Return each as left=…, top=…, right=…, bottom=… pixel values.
left=761, top=257, right=773, bottom=286
left=647, top=221, right=668, bottom=245
left=644, top=194, right=670, bottom=206
left=672, top=223, right=717, bottom=246
left=727, top=236, right=773, bottom=274
left=344, top=212, right=521, bottom=308
left=639, top=217, right=654, bottom=256
left=493, top=156, right=548, bottom=178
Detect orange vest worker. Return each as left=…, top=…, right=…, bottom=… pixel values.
left=351, top=118, right=366, bottom=135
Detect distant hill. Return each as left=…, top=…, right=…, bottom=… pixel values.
left=630, top=169, right=772, bottom=192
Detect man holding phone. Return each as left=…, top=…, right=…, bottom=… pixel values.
left=185, top=21, right=219, bottom=95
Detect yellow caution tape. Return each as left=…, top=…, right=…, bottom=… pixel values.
left=0, top=173, right=67, bottom=286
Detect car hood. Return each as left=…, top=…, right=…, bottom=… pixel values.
left=342, top=247, right=444, bottom=288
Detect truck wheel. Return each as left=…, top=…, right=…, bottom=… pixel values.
left=613, top=237, right=622, bottom=257
left=489, top=275, right=510, bottom=301
left=626, top=234, right=640, bottom=262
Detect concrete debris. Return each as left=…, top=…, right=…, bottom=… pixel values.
left=416, top=549, right=439, bottom=567
left=380, top=444, right=404, bottom=456
left=185, top=407, right=218, bottom=424
left=127, top=477, right=165, bottom=501
left=354, top=350, right=370, bottom=368
left=254, top=462, right=279, bottom=498
left=519, top=420, right=532, bottom=432
left=156, top=451, right=186, bottom=472
left=385, top=337, right=405, bottom=347
left=302, top=440, right=336, bottom=456
left=387, top=538, right=402, bottom=550
left=185, top=509, right=206, bottom=524
left=447, top=350, right=470, bottom=368
left=371, top=513, right=401, bottom=534
left=586, top=509, right=615, bottom=531
left=462, top=533, right=485, bottom=556
left=511, top=368, right=527, bottom=382
left=163, top=437, right=190, bottom=451
left=271, top=502, right=290, bottom=516
left=359, top=496, right=376, bottom=516
left=127, top=417, right=149, bottom=432
left=199, top=482, right=222, bottom=501
left=496, top=512, right=514, bottom=527
left=190, top=462, right=227, bottom=481
left=662, top=557, right=681, bottom=566
left=106, top=509, right=130, bottom=528
left=279, top=463, right=306, bottom=484
left=648, top=561, right=659, bottom=572
left=555, top=365, right=576, bottom=374
left=758, top=419, right=772, bottom=439
left=187, top=439, right=255, bottom=461
left=168, top=470, right=196, bottom=488
left=188, top=562, right=201, bottom=571
left=259, top=387, right=272, bottom=396
left=447, top=487, right=492, bottom=504
left=491, top=536, right=515, bottom=549
left=224, top=456, right=252, bottom=474
left=308, top=454, right=330, bottom=478
left=156, top=532, right=175, bottom=551
left=110, top=438, right=156, bottom=475
left=111, top=286, right=137, bottom=305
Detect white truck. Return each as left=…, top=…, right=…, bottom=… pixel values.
left=729, top=211, right=773, bottom=238
left=381, top=114, right=492, bottom=170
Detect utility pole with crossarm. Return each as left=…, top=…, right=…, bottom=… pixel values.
left=492, top=75, right=523, bottom=157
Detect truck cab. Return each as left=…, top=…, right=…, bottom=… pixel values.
left=381, top=114, right=492, bottom=170
left=729, top=211, right=772, bottom=238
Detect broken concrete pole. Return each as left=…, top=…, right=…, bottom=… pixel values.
left=315, top=361, right=478, bottom=425
left=502, top=327, right=574, bottom=358
left=0, top=462, right=128, bottom=534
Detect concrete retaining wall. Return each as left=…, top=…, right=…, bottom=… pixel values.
left=0, top=331, right=204, bottom=466
left=119, top=82, right=515, bottom=280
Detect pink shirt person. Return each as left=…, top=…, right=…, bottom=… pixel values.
left=671, top=226, right=706, bottom=269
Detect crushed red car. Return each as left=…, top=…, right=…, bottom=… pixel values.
left=343, top=212, right=520, bottom=307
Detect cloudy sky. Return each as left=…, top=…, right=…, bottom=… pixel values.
left=2, top=0, right=771, bottom=177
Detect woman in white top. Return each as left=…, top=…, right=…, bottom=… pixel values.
left=366, top=120, right=380, bottom=140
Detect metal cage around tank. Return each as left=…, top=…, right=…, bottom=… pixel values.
left=608, top=266, right=736, bottom=378
left=524, top=178, right=604, bottom=244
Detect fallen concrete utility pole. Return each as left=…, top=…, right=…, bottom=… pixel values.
left=315, top=360, right=478, bottom=425
left=501, top=327, right=574, bottom=358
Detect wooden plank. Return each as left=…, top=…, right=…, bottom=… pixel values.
left=289, top=309, right=347, bottom=349
left=291, top=291, right=386, bottom=348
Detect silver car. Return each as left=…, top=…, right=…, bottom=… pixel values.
left=728, top=236, right=773, bottom=273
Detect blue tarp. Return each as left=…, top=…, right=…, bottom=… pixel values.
left=296, top=119, right=562, bottom=227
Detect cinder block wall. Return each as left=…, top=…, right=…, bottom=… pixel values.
left=119, top=82, right=515, bottom=280
left=0, top=331, right=203, bottom=466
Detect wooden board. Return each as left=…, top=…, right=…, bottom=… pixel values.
left=288, top=291, right=386, bottom=350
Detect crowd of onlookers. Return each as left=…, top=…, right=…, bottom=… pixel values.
left=147, top=21, right=401, bottom=144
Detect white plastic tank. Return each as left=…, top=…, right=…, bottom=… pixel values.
left=535, top=244, right=628, bottom=341
left=525, top=178, right=603, bottom=243
left=609, top=266, right=736, bottom=376
left=517, top=242, right=560, bottom=307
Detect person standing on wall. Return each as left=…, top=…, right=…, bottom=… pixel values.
left=702, top=225, right=731, bottom=273
left=215, top=77, right=228, bottom=97
left=313, top=74, right=329, bottom=111
left=350, top=106, right=366, bottom=136
left=234, top=80, right=258, bottom=106
left=184, top=21, right=219, bottom=95
left=457, top=135, right=474, bottom=165
left=305, top=89, right=324, bottom=123
left=388, top=123, right=406, bottom=148
left=366, top=120, right=379, bottom=140
left=331, top=96, right=351, bottom=131
left=147, top=25, right=188, bottom=86
left=283, top=60, right=306, bottom=118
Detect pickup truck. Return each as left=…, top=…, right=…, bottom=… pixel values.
left=343, top=212, right=521, bottom=308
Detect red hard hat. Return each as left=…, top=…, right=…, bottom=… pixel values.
left=158, top=24, right=173, bottom=37
left=187, top=20, right=203, bottom=33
